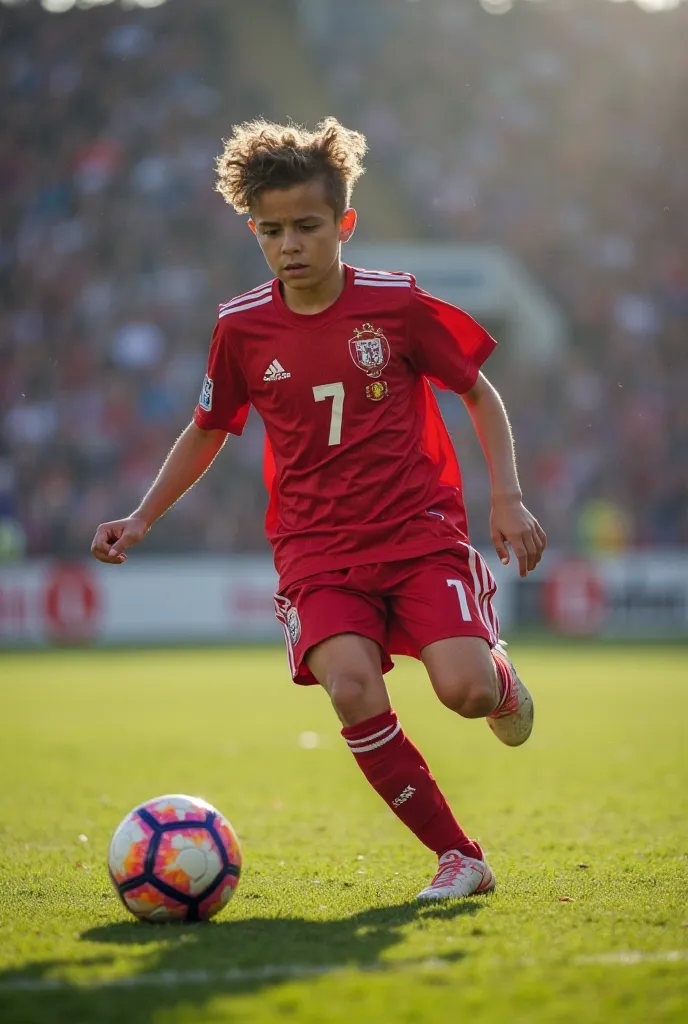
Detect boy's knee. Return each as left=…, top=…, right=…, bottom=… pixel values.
left=326, top=672, right=388, bottom=726
left=306, top=635, right=389, bottom=726
left=435, top=666, right=499, bottom=719
left=329, top=673, right=367, bottom=717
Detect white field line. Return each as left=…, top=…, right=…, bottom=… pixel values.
left=574, top=950, right=688, bottom=966
left=0, top=963, right=343, bottom=994
left=1, top=950, right=686, bottom=994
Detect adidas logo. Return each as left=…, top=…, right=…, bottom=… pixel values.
left=263, top=360, right=291, bottom=382
left=392, top=785, right=416, bottom=808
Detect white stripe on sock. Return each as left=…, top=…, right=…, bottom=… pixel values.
left=347, top=723, right=396, bottom=747
left=346, top=722, right=401, bottom=753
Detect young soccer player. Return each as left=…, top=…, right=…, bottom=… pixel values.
left=91, top=118, right=546, bottom=900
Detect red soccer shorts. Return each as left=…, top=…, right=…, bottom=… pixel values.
left=274, top=544, right=500, bottom=684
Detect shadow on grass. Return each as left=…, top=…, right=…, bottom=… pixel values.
left=0, top=898, right=485, bottom=1024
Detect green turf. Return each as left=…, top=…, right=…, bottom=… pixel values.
left=0, top=645, right=686, bottom=1024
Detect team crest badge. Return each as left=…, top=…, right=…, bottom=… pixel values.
left=348, top=323, right=390, bottom=379
left=199, top=374, right=213, bottom=412
left=366, top=380, right=389, bottom=402
left=286, top=606, right=301, bottom=645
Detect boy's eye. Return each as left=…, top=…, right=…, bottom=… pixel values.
left=301, top=224, right=317, bottom=232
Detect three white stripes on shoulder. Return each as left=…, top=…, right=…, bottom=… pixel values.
left=219, top=270, right=413, bottom=320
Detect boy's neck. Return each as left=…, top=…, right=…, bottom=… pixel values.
left=281, top=261, right=345, bottom=316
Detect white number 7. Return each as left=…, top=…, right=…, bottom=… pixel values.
left=313, top=382, right=345, bottom=446
left=447, top=579, right=472, bottom=622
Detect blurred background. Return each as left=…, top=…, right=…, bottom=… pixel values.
left=1, top=0, right=686, bottom=645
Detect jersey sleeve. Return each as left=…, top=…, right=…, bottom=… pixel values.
left=408, top=285, right=497, bottom=393
left=193, top=319, right=251, bottom=435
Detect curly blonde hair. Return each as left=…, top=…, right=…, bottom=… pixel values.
left=215, top=117, right=367, bottom=217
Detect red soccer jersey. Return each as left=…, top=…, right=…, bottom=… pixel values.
left=194, top=265, right=496, bottom=589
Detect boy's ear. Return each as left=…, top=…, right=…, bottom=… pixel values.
left=340, top=208, right=357, bottom=243
left=248, top=219, right=257, bottom=236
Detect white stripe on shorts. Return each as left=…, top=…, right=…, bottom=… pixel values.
left=476, top=549, right=499, bottom=643
left=460, top=543, right=499, bottom=646
left=273, top=595, right=296, bottom=677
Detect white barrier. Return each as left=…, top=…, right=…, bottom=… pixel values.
left=0, top=557, right=281, bottom=647
left=0, top=552, right=686, bottom=647
left=517, top=552, right=688, bottom=638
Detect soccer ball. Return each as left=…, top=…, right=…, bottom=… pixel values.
left=108, top=794, right=242, bottom=923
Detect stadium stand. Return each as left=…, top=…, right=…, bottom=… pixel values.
left=0, top=0, right=270, bottom=557
left=1, top=0, right=686, bottom=559
left=296, top=0, right=688, bottom=551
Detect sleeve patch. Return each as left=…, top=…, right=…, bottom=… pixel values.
left=199, top=374, right=214, bottom=412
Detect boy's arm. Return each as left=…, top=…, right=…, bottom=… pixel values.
left=90, top=421, right=227, bottom=565
left=461, top=372, right=547, bottom=578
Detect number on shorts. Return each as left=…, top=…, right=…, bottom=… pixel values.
left=447, top=578, right=472, bottom=622
left=313, top=382, right=344, bottom=446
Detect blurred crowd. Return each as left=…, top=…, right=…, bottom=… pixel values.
left=300, top=0, right=688, bottom=551
left=0, top=0, right=269, bottom=559
left=1, top=0, right=686, bottom=561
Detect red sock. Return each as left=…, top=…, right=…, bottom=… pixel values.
left=342, top=709, right=482, bottom=860
left=491, top=649, right=517, bottom=715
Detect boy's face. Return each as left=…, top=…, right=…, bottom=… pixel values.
left=249, top=179, right=356, bottom=290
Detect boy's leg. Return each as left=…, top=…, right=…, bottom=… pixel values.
left=277, top=565, right=494, bottom=898
left=422, top=636, right=533, bottom=747
left=306, top=633, right=389, bottom=724
left=306, top=632, right=483, bottom=861
left=421, top=635, right=500, bottom=718
left=388, top=547, right=534, bottom=746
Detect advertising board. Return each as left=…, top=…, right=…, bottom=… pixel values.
left=0, top=553, right=686, bottom=648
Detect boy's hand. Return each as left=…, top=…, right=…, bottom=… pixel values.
left=490, top=496, right=546, bottom=578
left=90, top=515, right=148, bottom=564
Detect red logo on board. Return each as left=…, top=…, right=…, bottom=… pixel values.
left=43, top=563, right=101, bottom=641
left=543, top=560, right=606, bottom=636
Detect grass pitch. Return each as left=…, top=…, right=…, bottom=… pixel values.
left=0, top=644, right=686, bottom=1024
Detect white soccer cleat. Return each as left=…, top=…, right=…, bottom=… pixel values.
left=487, top=640, right=534, bottom=747
left=416, top=850, right=496, bottom=901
